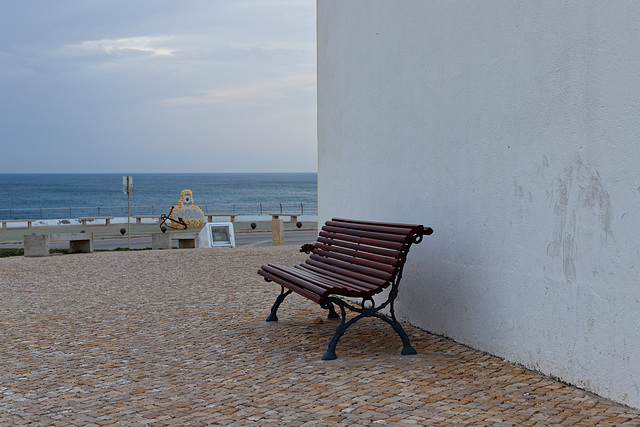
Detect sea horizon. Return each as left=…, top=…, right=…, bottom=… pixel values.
left=0, top=173, right=318, bottom=220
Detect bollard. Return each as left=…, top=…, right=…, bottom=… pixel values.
left=271, top=218, right=284, bottom=246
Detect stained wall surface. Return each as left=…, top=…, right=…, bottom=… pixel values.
left=317, top=0, right=640, bottom=408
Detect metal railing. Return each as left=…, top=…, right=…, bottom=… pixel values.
left=0, top=202, right=318, bottom=220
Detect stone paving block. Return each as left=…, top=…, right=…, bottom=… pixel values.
left=1, top=247, right=640, bottom=425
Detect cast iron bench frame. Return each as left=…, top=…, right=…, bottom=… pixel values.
left=258, top=218, right=433, bottom=360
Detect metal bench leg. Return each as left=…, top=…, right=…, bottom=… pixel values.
left=386, top=285, right=417, bottom=356
left=321, top=296, right=417, bottom=360
left=381, top=315, right=417, bottom=356
left=266, top=287, right=292, bottom=322
left=323, top=326, right=345, bottom=360
left=326, top=302, right=340, bottom=319
left=322, top=303, right=348, bottom=360
left=323, top=312, right=416, bottom=359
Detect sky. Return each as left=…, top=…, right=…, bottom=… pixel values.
left=0, top=1, right=317, bottom=173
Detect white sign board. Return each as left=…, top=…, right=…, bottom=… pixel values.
left=122, top=176, right=133, bottom=194
left=198, top=222, right=236, bottom=248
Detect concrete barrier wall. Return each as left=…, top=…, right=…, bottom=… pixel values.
left=317, top=0, right=640, bottom=408
left=23, top=234, right=50, bottom=257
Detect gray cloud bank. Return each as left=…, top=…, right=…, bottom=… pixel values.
left=0, top=0, right=317, bottom=173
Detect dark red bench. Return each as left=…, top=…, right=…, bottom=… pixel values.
left=258, top=218, right=433, bottom=360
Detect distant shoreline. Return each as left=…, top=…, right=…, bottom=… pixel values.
left=0, top=173, right=318, bottom=221
left=1, top=215, right=319, bottom=228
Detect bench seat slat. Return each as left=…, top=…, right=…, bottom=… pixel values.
left=260, top=264, right=377, bottom=302
left=318, top=231, right=406, bottom=251
left=305, top=258, right=391, bottom=288
left=284, top=266, right=373, bottom=297
left=296, top=264, right=383, bottom=294
left=292, top=264, right=380, bottom=294
left=312, top=246, right=397, bottom=274
left=268, top=265, right=344, bottom=294
left=260, top=264, right=329, bottom=297
left=316, top=236, right=402, bottom=259
left=258, top=267, right=323, bottom=303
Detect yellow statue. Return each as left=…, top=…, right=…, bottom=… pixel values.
left=169, top=189, right=205, bottom=228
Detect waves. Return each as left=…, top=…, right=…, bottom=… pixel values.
left=0, top=173, right=317, bottom=220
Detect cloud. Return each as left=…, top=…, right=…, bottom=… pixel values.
left=0, top=0, right=317, bottom=173
left=0, top=35, right=181, bottom=76
left=162, top=73, right=316, bottom=106
left=67, top=36, right=177, bottom=57
left=230, top=40, right=314, bottom=54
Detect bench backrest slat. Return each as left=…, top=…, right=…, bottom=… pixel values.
left=325, top=220, right=422, bottom=237
left=314, top=241, right=401, bottom=267
left=330, top=217, right=424, bottom=230
left=322, top=225, right=412, bottom=244
left=306, top=218, right=426, bottom=294
left=316, top=236, right=402, bottom=259
left=318, top=231, right=406, bottom=251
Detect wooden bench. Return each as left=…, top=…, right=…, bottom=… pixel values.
left=79, top=216, right=114, bottom=226
left=258, top=218, right=433, bottom=360
left=132, top=215, right=161, bottom=224
left=206, top=214, right=238, bottom=223
left=1, top=219, right=35, bottom=230
left=269, top=213, right=298, bottom=223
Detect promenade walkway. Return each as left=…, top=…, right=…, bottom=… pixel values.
left=1, top=247, right=639, bottom=426
left=0, top=221, right=318, bottom=250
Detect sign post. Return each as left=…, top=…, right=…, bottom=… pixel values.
left=123, top=176, right=133, bottom=248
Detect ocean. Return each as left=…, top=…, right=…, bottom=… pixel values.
left=0, top=173, right=317, bottom=220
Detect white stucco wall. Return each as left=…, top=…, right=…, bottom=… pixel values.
left=317, top=0, right=640, bottom=408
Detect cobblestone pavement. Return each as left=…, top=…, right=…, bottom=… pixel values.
left=1, top=247, right=639, bottom=426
